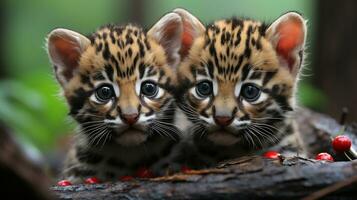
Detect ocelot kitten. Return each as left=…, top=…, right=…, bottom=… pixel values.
left=46, top=12, right=185, bottom=183
left=173, top=9, right=307, bottom=168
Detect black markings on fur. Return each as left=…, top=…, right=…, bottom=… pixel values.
left=102, top=42, right=111, bottom=60
left=80, top=74, right=91, bottom=85
left=262, top=71, right=277, bottom=86
left=231, top=17, right=244, bottom=30
left=190, top=65, right=197, bottom=79
left=258, top=23, right=268, bottom=36
left=125, top=33, right=133, bottom=45
left=209, top=40, right=219, bottom=68
left=269, top=84, right=293, bottom=112
left=205, top=60, right=213, bottom=79
left=138, top=40, right=145, bottom=58
left=158, top=69, right=165, bottom=82
left=96, top=42, right=103, bottom=52
left=197, top=68, right=207, bottom=77
left=69, top=88, right=91, bottom=115
left=139, top=63, right=146, bottom=79
left=241, top=64, right=251, bottom=81
left=220, top=31, right=231, bottom=45
left=132, top=54, right=139, bottom=70
left=256, top=37, right=262, bottom=50
left=234, top=28, right=242, bottom=47
left=102, top=32, right=107, bottom=40
left=145, top=66, right=155, bottom=77
left=93, top=73, right=105, bottom=81
left=109, top=31, right=115, bottom=43
left=243, top=25, right=252, bottom=58
left=127, top=48, right=133, bottom=57
left=104, top=65, right=114, bottom=82
left=249, top=71, right=262, bottom=80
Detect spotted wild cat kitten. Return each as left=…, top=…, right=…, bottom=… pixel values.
left=46, top=12, right=185, bottom=183
left=173, top=9, right=307, bottom=168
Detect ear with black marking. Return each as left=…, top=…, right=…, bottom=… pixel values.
left=47, top=28, right=90, bottom=87
left=266, top=12, right=307, bottom=78
left=173, top=8, right=205, bottom=59
left=147, top=12, right=183, bottom=68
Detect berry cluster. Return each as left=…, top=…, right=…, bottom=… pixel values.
left=57, top=165, right=193, bottom=186
left=263, top=135, right=354, bottom=162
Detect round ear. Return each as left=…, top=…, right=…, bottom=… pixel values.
left=147, top=9, right=205, bottom=68
left=173, top=8, right=205, bottom=58
left=46, top=28, right=90, bottom=87
left=147, top=12, right=183, bottom=68
left=266, top=12, right=307, bottom=78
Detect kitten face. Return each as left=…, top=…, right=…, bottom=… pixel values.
left=176, top=10, right=306, bottom=148
left=47, top=14, right=185, bottom=147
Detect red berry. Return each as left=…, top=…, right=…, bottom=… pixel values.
left=315, top=152, right=334, bottom=161
left=263, top=151, right=281, bottom=159
left=119, top=175, right=134, bottom=181
left=57, top=180, right=72, bottom=186
left=180, top=165, right=192, bottom=173
left=84, top=177, right=100, bottom=184
left=332, top=135, right=352, bottom=152
left=135, top=167, right=154, bottom=178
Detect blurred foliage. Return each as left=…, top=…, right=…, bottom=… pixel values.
left=0, top=0, right=324, bottom=153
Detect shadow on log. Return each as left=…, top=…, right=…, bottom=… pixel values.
left=51, top=108, right=357, bottom=200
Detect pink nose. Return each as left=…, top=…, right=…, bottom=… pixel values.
left=121, top=113, right=139, bottom=125
left=214, top=116, right=233, bottom=126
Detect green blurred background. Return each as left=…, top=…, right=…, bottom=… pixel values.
left=0, top=0, right=338, bottom=157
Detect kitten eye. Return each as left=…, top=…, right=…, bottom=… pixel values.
left=141, top=81, right=158, bottom=98
left=196, top=81, right=213, bottom=98
left=95, top=84, right=114, bottom=102
left=241, top=84, right=261, bottom=102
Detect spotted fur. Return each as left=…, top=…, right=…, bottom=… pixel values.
left=47, top=12, right=185, bottom=183
left=173, top=9, right=307, bottom=168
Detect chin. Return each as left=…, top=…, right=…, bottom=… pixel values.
left=114, top=128, right=149, bottom=147
left=205, top=126, right=242, bottom=146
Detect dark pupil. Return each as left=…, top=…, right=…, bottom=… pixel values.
left=197, top=81, right=212, bottom=97
left=141, top=82, right=157, bottom=97
left=97, top=86, right=113, bottom=101
left=242, top=85, right=260, bottom=101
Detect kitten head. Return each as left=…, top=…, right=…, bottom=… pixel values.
left=47, top=12, right=184, bottom=147
left=176, top=9, right=306, bottom=147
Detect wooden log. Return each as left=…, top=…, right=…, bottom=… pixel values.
left=52, top=156, right=357, bottom=200
left=51, top=108, right=357, bottom=199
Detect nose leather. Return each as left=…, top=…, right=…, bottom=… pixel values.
left=214, top=116, right=234, bottom=126
left=121, top=113, right=139, bottom=125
